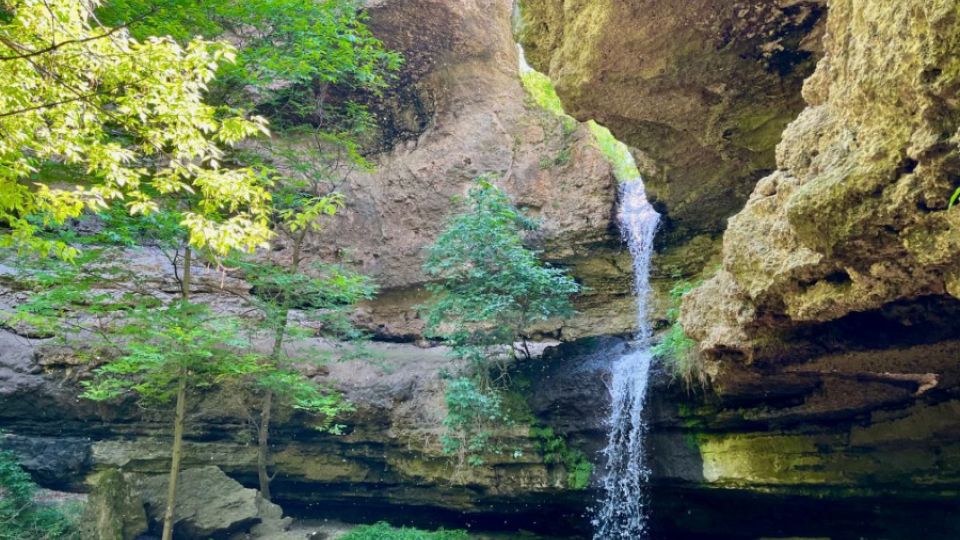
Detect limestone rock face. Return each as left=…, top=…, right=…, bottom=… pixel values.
left=668, top=0, right=960, bottom=504
left=518, top=0, right=826, bottom=245
left=683, top=0, right=960, bottom=358
left=277, top=0, right=633, bottom=340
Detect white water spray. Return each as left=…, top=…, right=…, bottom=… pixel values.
left=594, top=180, right=661, bottom=539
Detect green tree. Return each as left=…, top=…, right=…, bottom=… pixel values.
left=96, top=0, right=402, bottom=111
left=238, top=259, right=375, bottom=500
left=25, top=207, right=261, bottom=540
left=0, top=0, right=272, bottom=260
left=424, top=178, right=581, bottom=371
left=422, top=177, right=580, bottom=464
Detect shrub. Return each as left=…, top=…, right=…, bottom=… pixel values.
left=529, top=426, right=593, bottom=490
left=0, top=452, right=80, bottom=540
left=441, top=377, right=505, bottom=467
left=651, top=281, right=709, bottom=393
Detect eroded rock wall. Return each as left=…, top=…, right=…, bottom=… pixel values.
left=283, top=0, right=637, bottom=341
left=518, top=0, right=826, bottom=248
left=671, top=0, right=960, bottom=498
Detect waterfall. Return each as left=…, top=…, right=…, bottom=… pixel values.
left=594, top=180, right=661, bottom=539
left=512, top=35, right=661, bottom=538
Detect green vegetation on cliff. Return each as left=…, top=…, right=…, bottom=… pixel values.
left=423, top=178, right=580, bottom=466
left=652, top=281, right=707, bottom=392
left=518, top=49, right=641, bottom=183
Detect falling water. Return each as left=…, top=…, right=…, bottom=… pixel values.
left=512, top=35, right=661, bottom=537
left=594, top=180, right=661, bottom=539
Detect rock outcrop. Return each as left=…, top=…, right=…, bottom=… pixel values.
left=134, top=466, right=291, bottom=539
left=285, top=0, right=635, bottom=340
left=518, top=0, right=826, bottom=248
left=671, top=0, right=960, bottom=505
left=80, top=469, right=148, bottom=540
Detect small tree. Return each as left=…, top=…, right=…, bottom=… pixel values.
left=75, top=212, right=267, bottom=540
left=239, top=259, right=374, bottom=501
left=423, top=177, right=580, bottom=463
left=424, top=177, right=581, bottom=371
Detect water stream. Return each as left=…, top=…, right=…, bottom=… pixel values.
left=594, top=181, right=661, bottom=539
left=514, top=37, right=661, bottom=538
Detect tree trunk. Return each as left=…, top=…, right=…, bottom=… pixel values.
left=258, top=309, right=289, bottom=501
left=162, top=246, right=193, bottom=540
left=257, top=239, right=302, bottom=501
left=181, top=247, right=192, bottom=301
left=257, top=388, right=274, bottom=501
left=161, top=374, right=187, bottom=540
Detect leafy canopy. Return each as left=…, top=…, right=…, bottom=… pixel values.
left=97, top=0, right=402, bottom=103
left=0, top=0, right=272, bottom=259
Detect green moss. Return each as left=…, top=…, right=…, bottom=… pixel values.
left=518, top=54, right=640, bottom=183
left=519, top=69, right=568, bottom=117
left=587, top=121, right=640, bottom=183
left=529, top=426, right=593, bottom=490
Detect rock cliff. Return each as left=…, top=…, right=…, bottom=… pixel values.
left=518, top=0, right=826, bottom=249
left=293, top=0, right=636, bottom=341
left=671, top=0, right=960, bottom=512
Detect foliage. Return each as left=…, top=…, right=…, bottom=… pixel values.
left=950, top=187, right=960, bottom=209
left=529, top=426, right=593, bottom=490
left=651, top=281, right=708, bottom=393
left=0, top=452, right=80, bottom=540
left=423, top=178, right=579, bottom=466
left=0, top=0, right=272, bottom=259
left=97, top=0, right=402, bottom=99
left=423, top=178, right=580, bottom=370
left=238, top=259, right=376, bottom=417
left=441, top=377, right=505, bottom=467
left=340, top=522, right=469, bottom=540
left=80, top=301, right=261, bottom=405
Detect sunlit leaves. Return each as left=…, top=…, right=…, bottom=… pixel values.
left=0, top=0, right=273, bottom=257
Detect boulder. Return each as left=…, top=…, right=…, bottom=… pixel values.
left=134, top=466, right=287, bottom=539
left=80, top=469, right=148, bottom=540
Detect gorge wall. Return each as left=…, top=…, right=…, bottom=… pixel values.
left=3, top=0, right=960, bottom=538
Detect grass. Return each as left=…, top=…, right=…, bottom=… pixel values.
left=340, top=522, right=470, bottom=539
left=651, top=281, right=709, bottom=393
